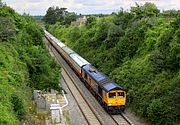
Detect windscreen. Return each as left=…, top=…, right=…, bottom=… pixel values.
left=108, top=92, right=116, bottom=98
left=118, top=92, right=124, bottom=98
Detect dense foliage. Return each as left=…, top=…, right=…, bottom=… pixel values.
left=48, top=3, right=180, bottom=125
left=0, top=5, right=60, bottom=124
left=43, top=6, right=78, bottom=25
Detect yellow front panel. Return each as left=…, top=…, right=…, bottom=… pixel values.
left=104, top=90, right=126, bottom=106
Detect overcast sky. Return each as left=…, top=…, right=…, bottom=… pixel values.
left=3, top=0, right=180, bottom=15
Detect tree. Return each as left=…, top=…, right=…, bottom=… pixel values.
left=43, top=6, right=77, bottom=25
left=131, top=3, right=160, bottom=19
left=64, top=12, right=78, bottom=24
left=86, top=16, right=96, bottom=26
left=43, top=6, right=58, bottom=24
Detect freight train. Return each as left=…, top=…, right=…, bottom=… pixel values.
left=44, top=30, right=126, bottom=114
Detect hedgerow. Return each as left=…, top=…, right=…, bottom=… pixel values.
left=48, top=3, right=180, bottom=125
left=0, top=4, right=60, bottom=124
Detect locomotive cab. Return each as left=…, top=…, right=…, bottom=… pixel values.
left=102, top=83, right=126, bottom=113
left=107, top=90, right=126, bottom=112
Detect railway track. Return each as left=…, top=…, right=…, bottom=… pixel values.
left=46, top=37, right=133, bottom=125
left=61, top=69, right=102, bottom=125
left=111, top=114, right=134, bottom=125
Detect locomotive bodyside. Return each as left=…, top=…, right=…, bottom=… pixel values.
left=82, top=64, right=126, bottom=113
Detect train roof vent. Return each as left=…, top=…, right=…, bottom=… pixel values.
left=88, top=66, right=96, bottom=73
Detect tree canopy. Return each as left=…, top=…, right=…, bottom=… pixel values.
left=47, top=3, right=180, bottom=125
left=0, top=4, right=61, bottom=124
left=43, top=6, right=78, bottom=25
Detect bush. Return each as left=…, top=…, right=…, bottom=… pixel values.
left=147, top=99, right=169, bottom=125
left=48, top=3, right=180, bottom=124
left=11, top=94, right=27, bottom=120
left=0, top=5, right=61, bottom=124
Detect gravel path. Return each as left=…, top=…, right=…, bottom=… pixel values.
left=123, top=109, right=148, bottom=125
left=61, top=73, right=88, bottom=125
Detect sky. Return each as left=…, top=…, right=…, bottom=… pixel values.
left=3, top=0, right=180, bottom=15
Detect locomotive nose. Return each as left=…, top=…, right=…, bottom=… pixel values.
left=115, top=99, right=118, bottom=104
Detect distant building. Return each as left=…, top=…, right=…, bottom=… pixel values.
left=71, top=16, right=87, bottom=25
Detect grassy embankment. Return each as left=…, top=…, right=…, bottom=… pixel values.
left=48, top=3, right=179, bottom=125
left=0, top=4, right=61, bottom=124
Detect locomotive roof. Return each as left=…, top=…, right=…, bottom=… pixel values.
left=83, top=64, right=109, bottom=83
left=70, top=53, right=90, bottom=67
left=102, top=83, right=125, bottom=92
left=83, top=64, right=125, bottom=92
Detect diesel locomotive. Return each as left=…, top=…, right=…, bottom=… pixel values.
left=44, top=30, right=126, bottom=113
